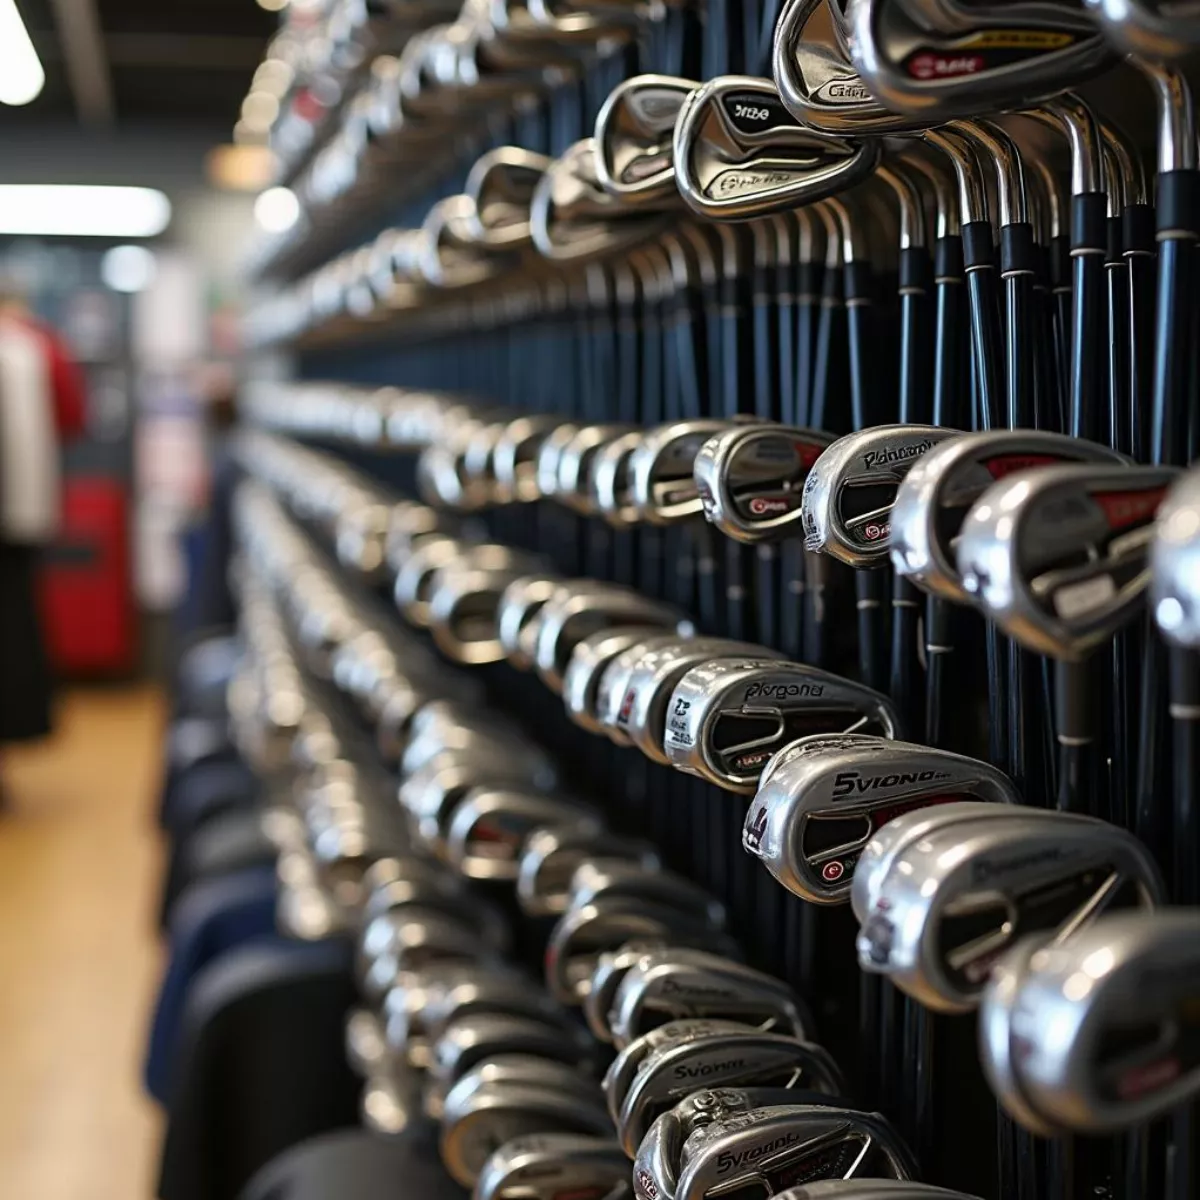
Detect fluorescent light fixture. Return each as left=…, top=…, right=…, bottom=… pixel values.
left=101, top=245, right=158, bottom=294
left=0, top=186, right=171, bottom=238
left=0, top=0, right=45, bottom=106
left=254, top=186, right=300, bottom=234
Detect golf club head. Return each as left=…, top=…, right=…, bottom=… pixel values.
left=416, top=193, right=510, bottom=289
left=664, top=659, right=904, bottom=792
left=673, top=75, right=881, bottom=220
left=956, top=464, right=1180, bottom=661
left=440, top=1057, right=612, bottom=1186
left=845, top=0, right=1114, bottom=119
left=630, top=420, right=735, bottom=524
left=428, top=562, right=545, bottom=664
left=443, top=787, right=601, bottom=881
left=1151, top=465, right=1200, bottom=648
left=1086, top=0, right=1200, bottom=61
left=563, top=625, right=684, bottom=733
left=517, top=826, right=662, bottom=917
left=493, top=414, right=571, bottom=502
left=385, top=499, right=459, bottom=572
left=464, top=146, right=554, bottom=249
left=608, top=949, right=815, bottom=1049
left=669, top=1103, right=919, bottom=1199
left=615, top=1028, right=846, bottom=1156
left=592, top=427, right=647, bottom=527
left=772, top=1182, right=985, bottom=1198
left=535, top=421, right=583, bottom=500
left=594, top=74, right=700, bottom=205
left=567, top=861, right=727, bottom=927
left=557, top=423, right=640, bottom=514
left=802, top=426, right=960, bottom=566
left=857, top=815, right=1166, bottom=1013
left=476, top=1134, right=632, bottom=1200
left=595, top=633, right=702, bottom=746
left=890, top=431, right=1131, bottom=605
left=546, top=898, right=731, bottom=1006
left=361, top=1065, right=428, bottom=1137
left=695, top=423, right=837, bottom=542
left=746, top=735, right=1020, bottom=905
left=993, top=910, right=1200, bottom=1134
left=498, top=574, right=566, bottom=669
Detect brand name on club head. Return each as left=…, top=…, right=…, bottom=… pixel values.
left=716, top=1130, right=803, bottom=1175
left=744, top=681, right=825, bottom=701
left=635, top=1167, right=661, bottom=1199
left=709, top=170, right=797, bottom=199
left=660, top=977, right=736, bottom=999
left=831, top=769, right=951, bottom=798
left=862, top=440, right=934, bottom=472
left=814, top=78, right=871, bottom=104
left=673, top=1057, right=748, bottom=1080
left=971, top=846, right=1069, bottom=883
left=748, top=496, right=793, bottom=516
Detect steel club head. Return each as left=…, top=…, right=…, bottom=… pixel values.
left=1151, top=465, right=1200, bottom=648
left=476, top=1134, right=632, bottom=1200
left=517, top=826, right=661, bottom=918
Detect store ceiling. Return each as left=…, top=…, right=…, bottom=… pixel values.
left=3, top=0, right=276, bottom=130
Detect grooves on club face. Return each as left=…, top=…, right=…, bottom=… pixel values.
left=672, top=75, right=881, bottom=221
left=695, top=423, right=837, bottom=542
left=890, top=431, right=1132, bottom=605
left=664, top=660, right=903, bottom=792
left=956, top=463, right=1181, bottom=661
left=744, top=735, right=1019, bottom=905
left=594, top=74, right=701, bottom=205
left=1151, top=465, right=1200, bottom=647
left=992, top=910, right=1200, bottom=1135
left=802, top=426, right=960, bottom=565
left=857, top=816, right=1166, bottom=1013
left=845, top=0, right=1114, bottom=119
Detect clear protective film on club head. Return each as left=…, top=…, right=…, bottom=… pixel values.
left=1152, top=465, right=1200, bottom=648
left=802, top=426, right=960, bottom=566
left=670, top=1102, right=919, bottom=1199
left=475, top=1134, right=631, bottom=1200
left=672, top=75, right=882, bottom=221
left=993, top=910, right=1200, bottom=1135
left=517, top=825, right=662, bottom=918
left=608, top=947, right=814, bottom=1049
left=664, top=659, right=904, bottom=792
left=956, top=463, right=1182, bottom=662
left=845, top=0, right=1114, bottom=119
left=695, top=423, right=837, bottom=542
left=616, top=1028, right=847, bottom=1156
left=856, top=816, right=1167, bottom=1013
left=744, top=734, right=1018, bottom=905
left=890, top=431, right=1132, bottom=605
left=594, top=74, right=701, bottom=205
left=563, top=625, right=682, bottom=733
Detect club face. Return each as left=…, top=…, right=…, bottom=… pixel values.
left=665, top=660, right=904, bottom=792
left=1152, top=466, right=1200, bottom=648
left=802, top=426, right=960, bottom=566
left=673, top=75, right=881, bottom=220
left=956, top=464, right=1180, bottom=661
left=695, top=424, right=837, bottom=542
left=594, top=74, right=700, bottom=204
left=518, top=827, right=661, bottom=917
left=563, top=626, right=677, bottom=733
left=1002, top=911, right=1200, bottom=1133
left=475, top=1134, right=631, bottom=1200
left=745, top=735, right=1020, bottom=906
left=890, top=432, right=1131, bottom=605
left=857, top=817, right=1165, bottom=1013
left=846, top=0, right=1114, bottom=118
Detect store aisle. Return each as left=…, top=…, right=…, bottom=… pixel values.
left=0, top=686, right=166, bottom=1200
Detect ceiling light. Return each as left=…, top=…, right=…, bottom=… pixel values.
left=101, top=246, right=158, bottom=294
left=0, top=186, right=171, bottom=238
left=0, top=0, right=45, bottom=106
left=254, top=187, right=300, bottom=235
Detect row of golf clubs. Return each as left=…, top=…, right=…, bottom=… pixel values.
left=229, top=477, right=978, bottom=1197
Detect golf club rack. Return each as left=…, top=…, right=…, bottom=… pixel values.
left=186, top=2, right=1200, bottom=1199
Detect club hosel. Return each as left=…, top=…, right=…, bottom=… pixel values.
left=1155, top=168, right=1200, bottom=243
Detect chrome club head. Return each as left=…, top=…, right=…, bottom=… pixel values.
left=608, top=949, right=814, bottom=1049
left=988, top=910, right=1200, bottom=1134
left=891, top=431, right=1131, bottom=605
left=615, top=1028, right=846, bottom=1156
left=664, top=660, right=903, bottom=792
left=745, top=736, right=1018, bottom=905
left=443, top=788, right=601, bottom=882
left=558, top=424, right=640, bottom=515
left=802, top=426, right=960, bottom=566
left=498, top=574, right=565, bottom=670
left=493, top=415, right=570, bottom=502
left=428, top=561, right=548, bottom=664
left=440, top=1057, right=612, bottom=1186
left=1081, top=0, right=1200, bottom=60
left=563, top=626, right=683, bottom=733
left=630, top=420, right=735, bottom=525
left=595, top=633, right=701, bottom=746
left=672, top=75, right=880, bottom=221
left=957, top=464, right=1181, bottom=660
left=465, top=145, right=554, bottom=249
left=772, top=1181, right=986, bottom=1198
left=695, top=423, right=837, bottom=542
left=1152, top=465, right=1200, bottom=648
left=668, top=1103, right=918, bottom=1200
left=518, top=827, right=661, bottom=918
left=845, top=0, right=1113, bottom=119
left=857, top=816, right=1166, bottom=1013
left=594, top=73, right=700, bottom=205
left=592, top=428, right=647, bottom=528
left=476, top=1134, right=632, bottom=1200
left=567, top=861, right=727, bottom=927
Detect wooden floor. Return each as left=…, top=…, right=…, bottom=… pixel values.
left=0, top=685, right=166, bottom=1200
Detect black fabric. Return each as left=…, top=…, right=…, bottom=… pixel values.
left=0, top=542, right=52, bottom=743
left=238, top=1128, right=466, bottom=1200
left=157, top=939, right=360, bottom=1200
